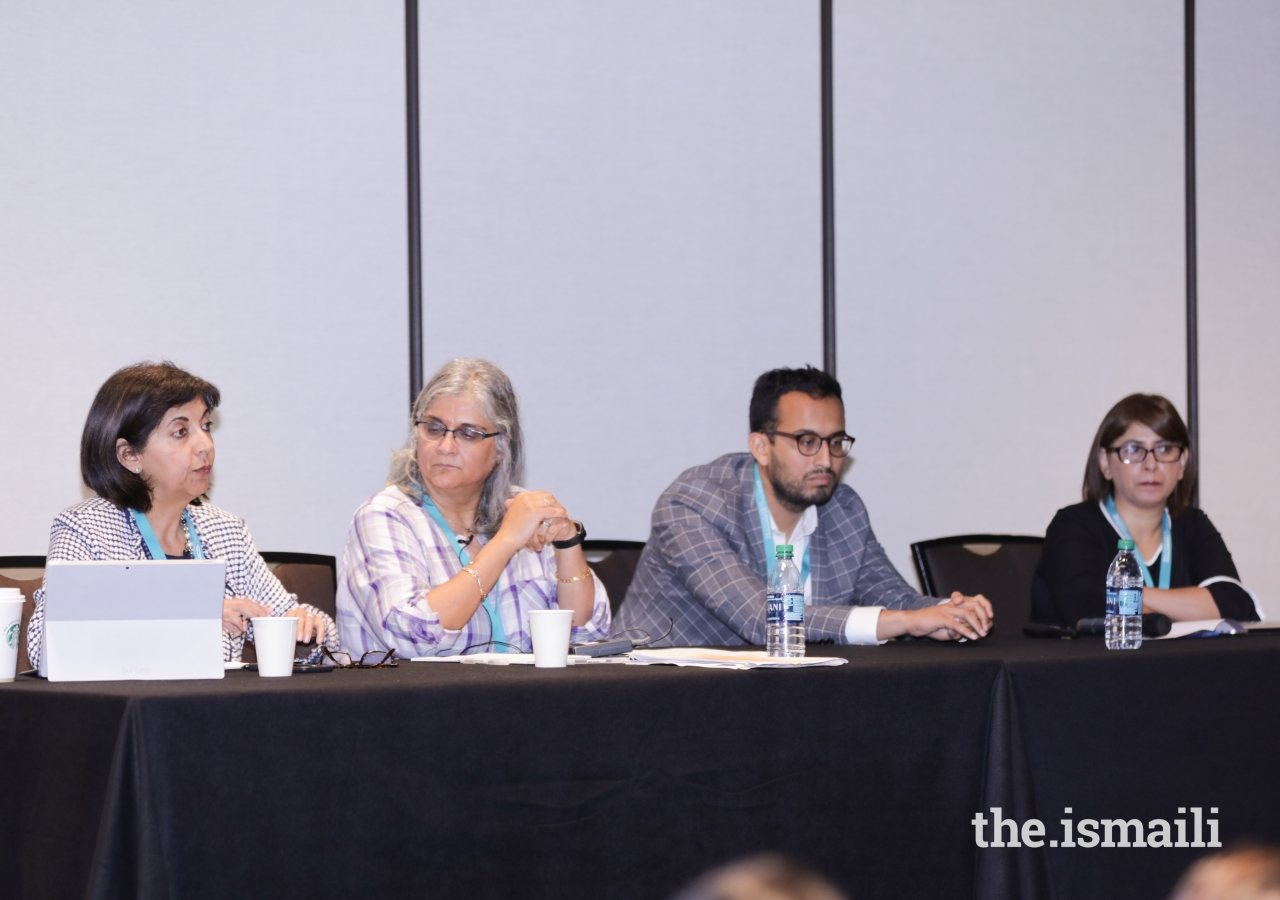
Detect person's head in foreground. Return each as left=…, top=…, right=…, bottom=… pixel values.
left=670, top=854, right=848, bottom=900
left=1169, top=844, right=1280, bottom=900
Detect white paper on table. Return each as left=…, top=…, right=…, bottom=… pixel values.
left=1151, top=619, right=1247, bottom=640
left=410, top=652, right=626, bottom=665
left=627, top=648, right=847, bottom=669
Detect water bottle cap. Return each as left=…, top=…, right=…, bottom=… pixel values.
left=1117, top=539, right=1134, bottom=550
left=776, top=544, right=794, bottom=558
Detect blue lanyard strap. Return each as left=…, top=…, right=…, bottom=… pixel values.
left=1103, top=496, right=1172, bottom=590
left=752, top=463, right=811, bottom=587
left=417, top=492, right=508, bottom=652
left=130, top=509, right=205, bottom=560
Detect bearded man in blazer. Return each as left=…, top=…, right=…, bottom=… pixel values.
left=615, top=366, right=993, bottom=647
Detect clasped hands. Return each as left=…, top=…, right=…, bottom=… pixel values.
left=222, top=597, right=327, bottom=644
left=501, top=490, right=576, bottom=552
left=876, top=592, right=994, bottom=642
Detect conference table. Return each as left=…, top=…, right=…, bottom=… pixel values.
left=2, top=632, right=1278, bottom=900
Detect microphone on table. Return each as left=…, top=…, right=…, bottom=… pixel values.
left=1075, top=612, right=1172, bottom=638
left=1023, top=613, right=1173, bottom=640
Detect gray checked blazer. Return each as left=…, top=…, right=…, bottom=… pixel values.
left=613, top=452, right=932, bottom=646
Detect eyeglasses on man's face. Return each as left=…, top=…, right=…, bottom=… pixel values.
left=416, top=420, right=500, bottom=446
left=1107, top=441, right=1185, bottom=465
left=323, top=647, right=398, bottom=669
left=767, top=430, right=855, bottom=458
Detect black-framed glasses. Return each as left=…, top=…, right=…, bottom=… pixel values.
left=766, top=430, right=855, bottom=458
left=1107, top=441, right=1185, bottom=465
left=415, top=420, right=500, bottom=445
left=322, top=647, right=398, bottom=669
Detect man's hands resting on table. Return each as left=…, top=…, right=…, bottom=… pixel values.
left=875, top=593, right=993, bottom=642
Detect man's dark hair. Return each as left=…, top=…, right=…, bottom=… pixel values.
left=81, top=362, right=221, bottom=512
left=1082, top=393, right=1196, bottom=517
left=749, top=366, right=843, bottom=434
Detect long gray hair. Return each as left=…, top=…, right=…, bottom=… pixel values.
left=388, top=358, right=524, bottom=536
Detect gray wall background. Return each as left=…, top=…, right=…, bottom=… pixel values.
left=1, top=1, right=1276, bottom=616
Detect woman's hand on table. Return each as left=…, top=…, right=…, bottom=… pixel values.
left=223, top=596, right=271, bottom=635
left=284, top=605, right=328, bottom=645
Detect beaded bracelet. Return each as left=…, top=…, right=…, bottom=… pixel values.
left=461, top=565, right=487, bottom=600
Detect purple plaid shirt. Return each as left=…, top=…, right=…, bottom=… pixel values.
left=336, top=486, right=611, bottom=656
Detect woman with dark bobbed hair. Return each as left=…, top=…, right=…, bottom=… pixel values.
left=26, top=362, right=339, bottom=668
left=1031, top=393, right=1260, bottom=627
left=337, top=358, right=610, bottom=657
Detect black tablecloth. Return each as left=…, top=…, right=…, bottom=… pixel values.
left=2, top=634, right=1278, bottom=900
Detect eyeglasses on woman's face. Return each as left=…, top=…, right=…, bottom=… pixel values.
left=416, top=420, right=499, bottom=446
left=1107, top=441, right=1184, bottom=465
left=766, top=430, right=855, bottom=458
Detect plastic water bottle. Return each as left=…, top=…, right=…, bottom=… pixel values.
left=766, top=544, right=805, bottom=657
left=1105, top=539, right=1143, bottom=650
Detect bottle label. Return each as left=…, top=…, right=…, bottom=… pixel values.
left=783, top=591, right=804, bottom=623
left=1117, top=588, right=1142, bottom=617
left=767, top=591, right=784, bottom=625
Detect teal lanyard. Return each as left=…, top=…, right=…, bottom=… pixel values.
left=130, top=509, right=205, bottom=560
left=752, top=463, right=811, bottom=588
left=1103, top=496, right=1172, bottom=590
left=417, top=492, right=508, bottom=652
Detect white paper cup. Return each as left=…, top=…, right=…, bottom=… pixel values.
left=528, top=609, right=574, bottom=668
left=0, top=596, right=26, bottom=683
left=250, top=617, right=299, bottom=677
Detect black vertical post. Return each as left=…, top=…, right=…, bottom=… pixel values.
left=820, top=0, right=837, bottom=377
left=406, top=0, right=424, bottom=407
left=1184, top=0, right=1199, bottom=506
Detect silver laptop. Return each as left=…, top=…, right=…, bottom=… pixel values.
left=41, top=559, right=227, bottom=682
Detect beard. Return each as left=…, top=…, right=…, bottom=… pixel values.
left=768, top=464, right=839, bottom=513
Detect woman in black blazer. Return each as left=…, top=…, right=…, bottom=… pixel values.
left=1031, top=394, right=1259, bottom=627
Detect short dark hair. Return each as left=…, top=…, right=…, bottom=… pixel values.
left=749, top=366, right=843, bottom=434
left=81, top=362, right=221, bottom=512
left=1082, top=393, right=1196, bottom=517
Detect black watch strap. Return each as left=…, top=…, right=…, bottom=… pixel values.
left=552, top=520, right=586, bottom=550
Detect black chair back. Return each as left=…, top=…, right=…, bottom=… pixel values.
left=910, top=535, right=1044, bottom=632
left=583, top=541, right=645, bottom=616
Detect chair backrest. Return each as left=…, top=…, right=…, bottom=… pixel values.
left=910, top=535, right=1044, bottom=632
left=583, top=540, right=645, bottom=617
left=0, top=556, right=47, bottom=674
left=259, top=552, right=338, bottom=620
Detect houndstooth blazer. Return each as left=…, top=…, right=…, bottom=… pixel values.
left=613, top=452, right=933, bottom=646
left=27, top=495, right=339, bottom=667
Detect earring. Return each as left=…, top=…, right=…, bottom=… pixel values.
left=133, top=468, right=141, bottom=474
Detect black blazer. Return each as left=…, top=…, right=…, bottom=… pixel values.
left=1030, top=501, right=1257, bottom=627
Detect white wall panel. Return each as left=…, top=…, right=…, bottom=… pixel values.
left=0, top=2, right=406, bottom=560
left=417, top=0, right=823, bottom=540
left=833, top=1, right=1187, bottom=587
left=1198, top=2, right=1280, bottom=618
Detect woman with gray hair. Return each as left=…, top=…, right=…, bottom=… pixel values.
left=336, top=359, right=610, bottom=657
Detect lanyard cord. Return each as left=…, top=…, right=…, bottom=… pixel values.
left=752, top=463, right=811, bottom=587
left=417, top=491, right=508, bottom=653
left=1102, top=495, right=1172, bottom=590
left=130, top=508, right=205, bottom=560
